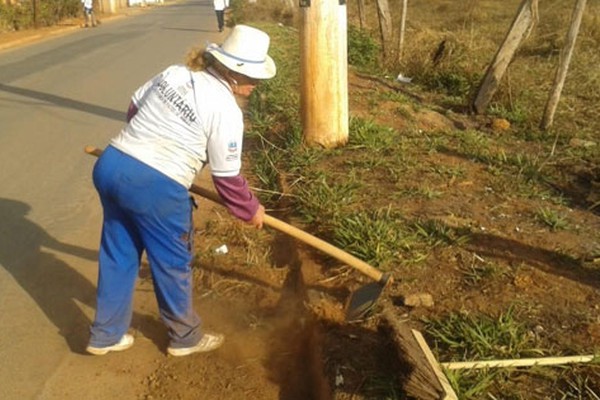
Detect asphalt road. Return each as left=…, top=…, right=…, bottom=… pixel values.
left=0, top=1, right=224, bottom=398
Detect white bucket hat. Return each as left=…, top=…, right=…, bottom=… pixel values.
left=206, top=25, right=276, bottom=80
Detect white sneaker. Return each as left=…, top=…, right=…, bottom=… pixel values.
left=167, top=333, right=224, bottom=357
left=86, top=334, right=134, bottom=355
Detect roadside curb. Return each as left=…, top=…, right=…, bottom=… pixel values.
left=0, top=26, right=79, bottom=52
left=0, top=6, right=153, bottom=53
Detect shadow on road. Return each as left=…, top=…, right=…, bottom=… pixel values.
left=0, top=197, right=174, bottom=354
left=0, top=83, right=126, bottom=121
left=162, top=27, right=217, bottom=33
left=0, top=198, right=99, bottom=353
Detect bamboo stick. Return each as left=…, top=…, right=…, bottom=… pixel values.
left=442, top=355, right=596, bottom=370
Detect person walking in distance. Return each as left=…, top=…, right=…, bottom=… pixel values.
left=214, top=0, right=229, bottom=32
left=85, top=25, right=276, bottom=357
left=81, top=0, right=97, bottom=28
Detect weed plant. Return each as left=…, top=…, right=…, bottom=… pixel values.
left=535, top=207, right=569, bottom=231
left=424, top=308, right=600, bottom=398
left=426, top=307, right=545, bottom=361
left=235, top=3, right=600, bottom=397
left=425, top=307, right=549, bottom=398
left=347, top=25, right=380, bottom=73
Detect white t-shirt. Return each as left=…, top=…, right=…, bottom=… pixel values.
left=111, top=65, right=244, bottom=188
left=213, top=0, right=229, bottom=11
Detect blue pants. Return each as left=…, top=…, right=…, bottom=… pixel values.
left=89, top=146, right=201, bottom=349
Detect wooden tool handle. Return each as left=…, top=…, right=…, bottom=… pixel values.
left=84, top=145, right=102, bottom=157
left=85, top=146, right=388, bottom=283
left=188, top=182, right=385, bottom=282
left=411, top=329, right=459, bottom=400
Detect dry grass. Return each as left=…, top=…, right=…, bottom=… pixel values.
left=344, top=0, right=600, bottom=140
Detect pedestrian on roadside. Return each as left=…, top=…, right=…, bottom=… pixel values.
left=86, top=25, right=276, bottom=357
left=213, top=0, right=229, bottom=32
left=81, top=0, right=97, bottom=28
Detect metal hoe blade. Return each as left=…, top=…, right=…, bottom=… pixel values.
left=345, top=273, right=392, bottom=321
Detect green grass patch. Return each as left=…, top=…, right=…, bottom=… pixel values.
left=535, top=207, right=569, bottom=231
left=329, top=208, right=406, bottom=269
left=347, top=24, right=381, bottom=72
left=425, top=307, right=550, bottom=398
left=426, top=307, right=545, bottom=361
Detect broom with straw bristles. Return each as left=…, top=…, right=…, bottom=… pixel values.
left=380, top=305, right=596, bottom=399
left=380, top=305, right=458, bottom=400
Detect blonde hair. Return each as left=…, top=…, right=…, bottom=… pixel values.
left=185, top=47, right=207, bottom=71
left=185, top=47, right=231, bottom=76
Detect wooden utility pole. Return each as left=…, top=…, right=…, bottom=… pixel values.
left=472, top=0, right=538, bottom=114
left=540, top=0, right=586, bottom=130
left=300, top=0, right=348, bottom=148
left=398, top=0, right=408, bottom=63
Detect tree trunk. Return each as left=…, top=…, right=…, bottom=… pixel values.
left=375, top=0, right=393, bottom=60
left=540, top=0, right=586, bottom=130
left=32, top=0, right=38, bottom=28
left=472, top=0, right=538, bottom=114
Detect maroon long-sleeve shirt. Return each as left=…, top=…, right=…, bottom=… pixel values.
left=212, top=175, right=259, bottom=222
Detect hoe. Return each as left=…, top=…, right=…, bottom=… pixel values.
left=85, top=146, right=392, bottom=320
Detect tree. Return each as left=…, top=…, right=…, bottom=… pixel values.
left=32, top=0, right=38, bottom=28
